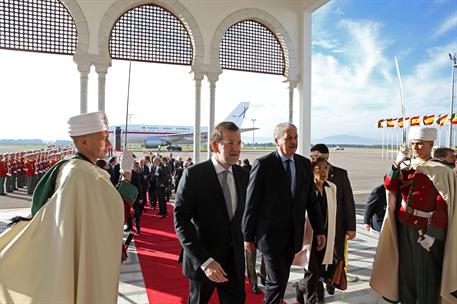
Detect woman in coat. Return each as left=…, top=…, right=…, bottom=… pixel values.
left=292, top=156, right=338, bottom=304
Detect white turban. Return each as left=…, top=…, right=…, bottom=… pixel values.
left=409, top=126, right=437, bottom=142
left=68, top=112, right=109, bottom=137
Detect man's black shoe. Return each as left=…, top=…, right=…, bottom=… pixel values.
left=251, top=284, right=260, bottom=294
left=259, top=276, right=266, bottom=286
left=326, top=284, right=335, bottom=295
left=293, top=282, right=304, bottom=304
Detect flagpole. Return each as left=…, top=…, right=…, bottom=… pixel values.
left=381, top=129, right=383, bottom=160
left=396, top=127, right=399, bottom=151
left=395, top=57, right=407, bottom=144
left=439, top=126, right=441, bottom=147
left=448, top=53, right=456, bottom=148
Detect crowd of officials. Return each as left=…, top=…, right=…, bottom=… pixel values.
left=95, top=152, right=193, bottom=235
left=0, top=112, right=456, bottom=304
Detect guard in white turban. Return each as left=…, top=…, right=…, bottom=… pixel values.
left=0, top=112, right=135, bottom=304
left=371, top=126, right=457, bottom=304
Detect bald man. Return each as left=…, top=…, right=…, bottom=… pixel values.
left=0, top=112, right=134, bottom=304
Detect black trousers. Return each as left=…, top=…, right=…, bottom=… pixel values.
left=301, top=240, right=325, bottom=304
left=397, top=221, right=444, bottom=304
left=262, top=247, right=295, bottom=304
left=148, top=185, right=157, bottom=208
left=156, top=186, right=167, bottom=215
left=188, top=250, right=245, bottom=304
left=127, top=201, right=142, bottom=233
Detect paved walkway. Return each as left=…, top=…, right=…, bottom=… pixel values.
left=0, top=191, right=387, bottom=303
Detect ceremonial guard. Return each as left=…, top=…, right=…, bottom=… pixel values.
left=0, top=154, right=7, bottom=195
left=16, top=153, right=24, bottom=188
left=24, top=154, right=36, bottom=195
left=371, top=127, right=457, bottom=304
left=0, top=112, right=136, bottom=303
left=5, top=154, right=13, bottom=193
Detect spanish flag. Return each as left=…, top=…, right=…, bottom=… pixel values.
left=423, top=115, right=435, bottom=126
left=437, top=114, right=448, bottom=126
left=377, top=119, right=385, bottom=128
left=386, top=118, right=396, bottom=128
left=410, top=116, right=420, bottom=126
left=397, top=118, right=404, bottom=128
left=451, top=113, right=457, bottom=125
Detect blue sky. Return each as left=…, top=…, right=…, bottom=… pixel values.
left=310, top=0, right=457, bottom=141
left=0, top=0, right=456, bottom=143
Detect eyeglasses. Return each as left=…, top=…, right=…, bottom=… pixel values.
left=219, top=140, right=243, bottom=147
left=314, top=166, right=328, bottom=171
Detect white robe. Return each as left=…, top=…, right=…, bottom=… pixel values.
left=0, top=159, right=124, bottom=304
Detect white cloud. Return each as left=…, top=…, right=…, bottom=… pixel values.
left=310, top=21, right=456, bottom=141
left=434, top=11, right=457, bottom=37
left=312, top=38, right=339, bottom=49
left=338, top=19, right=392, bottom=84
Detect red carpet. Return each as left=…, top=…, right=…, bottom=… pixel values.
left=134, top=203, right=266, bottom=304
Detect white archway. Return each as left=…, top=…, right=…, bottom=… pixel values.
left=98, top=0, right=205, bottom=69
left=210, top=8, right=298, bottom=81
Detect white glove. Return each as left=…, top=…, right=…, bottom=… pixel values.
left=417, top=234, right=435, bottom=251
left=120, top=150, right=135, bottom=173
left=395, top=144, right=410, bottom=167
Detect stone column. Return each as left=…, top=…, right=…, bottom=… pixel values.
left=297, top=11, right=312, bottom=155
left=193, top=72, right=204, bottom=164
left=206, top=71, right=220, bottom=160
left=77, top=63, right=90, bottom=114
left=95, top=63, right=109, bottom=112
left=288, top=80, right=298, bottom=123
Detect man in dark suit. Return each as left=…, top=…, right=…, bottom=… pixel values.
left=243, top=122, right=326, bottom=304
left=310, top=143, right=356, bottom=294
left=174, top=121, right=249, bottom=304
left=139, top=158, right=150, bottom=212
left=363, top=184, right=386, bottom=232
left=153, top=156, right=169, bottom=218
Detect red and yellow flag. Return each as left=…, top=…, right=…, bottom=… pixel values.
left=451, top=113, right=457, bottom=125
left=437, top=114, right=448, bottom=126
left=377, top=119, right=385, bottom=128
left=423, top=115, right=435, bottom=126
left=410, top=116, right=420, bottom=126
left=386, top=118, right=396, bottom=128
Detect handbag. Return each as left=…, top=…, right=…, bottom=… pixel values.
left=321, top=256, right=347, bottom=291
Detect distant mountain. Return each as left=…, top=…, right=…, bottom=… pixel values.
left=0, top=139, right=72, bottom=145
left=312, top=134, right=380, bottom=145
left=0, top=139, right=45, bottom=145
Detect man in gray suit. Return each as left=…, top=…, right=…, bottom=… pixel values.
left=243, top=122, right=326, bottom=304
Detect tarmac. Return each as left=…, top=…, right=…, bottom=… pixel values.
left=0, top=148, right=392, bottom=303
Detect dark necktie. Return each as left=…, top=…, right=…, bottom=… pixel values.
left=285, top=159, right=292, bottom=193
left=220, top=170, right=233, bottom=220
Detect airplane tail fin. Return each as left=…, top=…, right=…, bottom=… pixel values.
left=223, top=102, right=250, bottom=127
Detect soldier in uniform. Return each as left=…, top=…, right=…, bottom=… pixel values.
left=24, top=154, right=36, bottom=195
left=16, top=152, right=24, bottom=188
left=5, top=154, right=13, bottom=193
left=0, top=154, right=7, bottom=195
left=371, top=127, right=457, bottom=304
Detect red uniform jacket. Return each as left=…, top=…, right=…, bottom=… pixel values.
left=0, top=160, right=7, bottom=177
left=385, top=165, right=448, bottom=240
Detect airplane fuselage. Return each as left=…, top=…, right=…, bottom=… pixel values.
left=109, top=124, right=209, bottom=148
